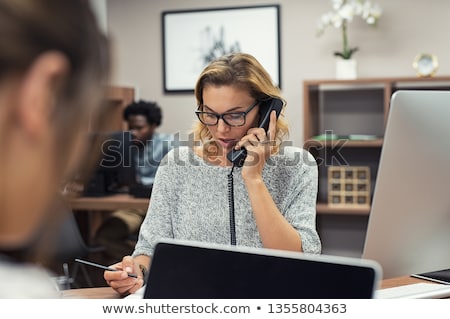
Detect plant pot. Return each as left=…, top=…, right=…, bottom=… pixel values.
left=336, top=58, right=357, bottom=79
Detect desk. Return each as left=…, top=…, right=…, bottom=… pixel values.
left=68, top=194, right=149, bottom=244
left=61, top=276, right=431, bottom=299
left=69, top=194, right=149, bottom=211
left=379, top=276, right=432, bottom=289
left=62, top=287, right=121, bottom=299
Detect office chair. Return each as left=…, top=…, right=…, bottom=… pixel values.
left=50, top=199, right=105, bottom=289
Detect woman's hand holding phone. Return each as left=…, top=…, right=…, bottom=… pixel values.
left=238, top=110, right=278, bottom=180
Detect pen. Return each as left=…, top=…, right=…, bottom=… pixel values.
left=75, top=258, right=138, bottom=278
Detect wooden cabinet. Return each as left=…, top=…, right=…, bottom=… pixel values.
left=89, top=86, right=135, bottom=132
left=303, top=77, right=450, bottom=216
left=302, top=77, right=450, bottom=257
left=71, top=86, right=135, bottom=250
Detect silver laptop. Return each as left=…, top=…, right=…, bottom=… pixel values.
left=143, top=239, right=381, bottom=299
left=363, top=90, right=450, bottom=280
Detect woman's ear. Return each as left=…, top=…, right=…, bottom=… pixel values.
left=17, top=51, right=69, bottom=138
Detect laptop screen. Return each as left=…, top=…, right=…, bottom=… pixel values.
left=144, top=239, right=381, bottom=299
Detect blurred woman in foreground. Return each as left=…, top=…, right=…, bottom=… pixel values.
left=0, top=0, right=110, bottom=298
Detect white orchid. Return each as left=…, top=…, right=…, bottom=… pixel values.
left=317, top=0, right=382, bottom=59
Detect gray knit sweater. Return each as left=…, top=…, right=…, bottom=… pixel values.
left=133, top=146, right=321, bottom=257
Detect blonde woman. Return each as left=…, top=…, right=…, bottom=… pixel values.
left=105, top=53, right=321, bottom=296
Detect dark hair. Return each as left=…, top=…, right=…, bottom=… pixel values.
left=123, top=100, right=162, bottom=126
left=0, top=0, right=109, bottom=105
left=0, top=0, right=110, bottom=165
left=0, top=0, right=110, bottom=262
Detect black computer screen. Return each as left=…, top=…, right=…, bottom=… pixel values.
left=144, top=240, right=380, bottom=299
left=83, top=131, right=136, bottom=196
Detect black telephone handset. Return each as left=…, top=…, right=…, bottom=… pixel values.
left=227, top=98, right=283, bottom=167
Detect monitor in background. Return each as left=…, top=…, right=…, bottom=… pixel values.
left=363, top=90, right=450, bottom=279
left=144, top=239, right=381, bottom=299
left=83, top=131, right=136, bottom=197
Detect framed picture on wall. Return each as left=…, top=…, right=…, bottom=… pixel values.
left=162, top=5, right=281, bottom=93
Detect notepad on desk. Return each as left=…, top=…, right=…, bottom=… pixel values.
left=124, top=285, right=146, bottom=299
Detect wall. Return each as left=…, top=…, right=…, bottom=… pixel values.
left=90, top=0, right=108, bottom=34
left=106, top=0, right=450, bottom=147
left=105, top=0, right=450, bottom=257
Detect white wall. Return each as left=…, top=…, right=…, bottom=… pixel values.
left=106, top=0, right=450, bottom=146
left=90, top=0, right=108, bottom=34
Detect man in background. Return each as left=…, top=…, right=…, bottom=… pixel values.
left=95, top=100, right=175, bottom=261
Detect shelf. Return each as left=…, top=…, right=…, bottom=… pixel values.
left=316, top=203, right=370, bottom=216
left=303, top=76, right=450, bottom=142
left=90, top=86, right=135, bottom=132
left=303, top=77, right=450, bottom=216
left=304, top=138, right=383, bottom=149
left=303, top=76, right=450, bottom=86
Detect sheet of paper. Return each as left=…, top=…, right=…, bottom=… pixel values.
left=124, top=285, right=145, bottom=299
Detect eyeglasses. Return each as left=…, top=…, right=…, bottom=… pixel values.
left=195, top=101, right=259, bottom=127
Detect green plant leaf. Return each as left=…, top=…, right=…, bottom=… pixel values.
left=334, top=47, right=359, bottom=60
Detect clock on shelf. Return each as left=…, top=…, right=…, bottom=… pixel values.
left=413, top=53, right=438, bottom=77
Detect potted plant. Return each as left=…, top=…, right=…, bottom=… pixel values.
left=316, top=0, right=382, bottom=79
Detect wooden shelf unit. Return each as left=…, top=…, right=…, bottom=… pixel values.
left=303, top=76, right=450, bottom=215
left=89, top=85, right=135, bottom=132
left=72, top=86, right=135, bottom=246
left=105, top=86, right=135, bottom=131
left=316, top=203, right=370, bottom=216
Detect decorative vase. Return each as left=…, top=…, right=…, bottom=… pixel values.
left=336, top=58, right=357, bottom=80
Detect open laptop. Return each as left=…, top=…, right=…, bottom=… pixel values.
left=363, top=90, right=450, bottom=283
left=143, top=239, right=381, bottom=299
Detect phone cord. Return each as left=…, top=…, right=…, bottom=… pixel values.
left=228, top=164, right=236, bottom=245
